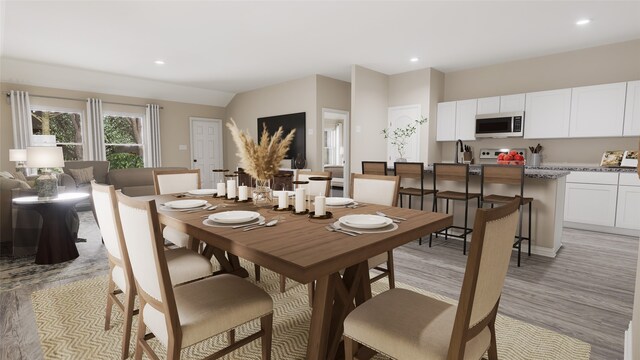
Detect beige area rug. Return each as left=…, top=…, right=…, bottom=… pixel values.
left=32, top=262, right=591, bottom=359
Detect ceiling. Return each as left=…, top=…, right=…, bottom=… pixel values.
left=2, top=1, right=640, bottom=97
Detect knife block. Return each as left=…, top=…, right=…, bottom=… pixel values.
left=463, top=151, right=474, bottom=164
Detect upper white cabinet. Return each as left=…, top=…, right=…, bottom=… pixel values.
left=623, top=80, right=640, bottom=136
left=569, top=82, right=626, bottom=138
left=436, top=101, right=456, bottom=141
left=524, top=89, right=572, bottom=139
left=476, top=97, right=500, bottom=115
left=455, top=99, right=478, bottom=141
left=500, top=94, right=526, bottom=113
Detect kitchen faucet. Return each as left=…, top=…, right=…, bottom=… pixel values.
left=455, top=139, right=464, bottom=163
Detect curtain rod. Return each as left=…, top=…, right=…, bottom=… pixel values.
left=5, top=92, right=163, bottom=109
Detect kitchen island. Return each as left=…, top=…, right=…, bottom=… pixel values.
left=399, top=165, right=569, bottom=258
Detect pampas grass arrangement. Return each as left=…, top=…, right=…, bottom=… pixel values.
left=227, top=118, right=296, bottom=181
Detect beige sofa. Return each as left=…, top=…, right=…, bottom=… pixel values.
left=59, top=161, right=110, bottom=209
left=108, top=167, right=186, bottom=196
left=323, top=165, right=344, bottom=188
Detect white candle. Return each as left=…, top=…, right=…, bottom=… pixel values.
left=217, top=182, right=226, bottom=197
left=295, top=188, right=306, bottom=213
left=238, top=185, right=248, bottom=201
left=315, top=195, right=326, bottom=216
left=226, top=180, right=236, bottom=199
left=278, top=191, right=288, bottom=209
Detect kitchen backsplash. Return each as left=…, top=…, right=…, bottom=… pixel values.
left=440, top=137, right=639, bottom=164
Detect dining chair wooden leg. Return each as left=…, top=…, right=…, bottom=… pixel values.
left=279, top=275, right=286, bottom=293
left=228, top=329, right=235, bottom=344
left=261, top=313, right=273, bottom=360
left=307, top=282, right=315, bottom=307
left=104, top=274, right=115, bottom=331
left=344, top=336, right=357, bottom=360
left=254, top=264, right=261, bottom=282
left=121, top=289, right=135, bottom=360
left=167, top=338, right=181, bottom=360
left=134, top=299, right=146, bottom=360
left=488, top=317, right=499, bottom=360
left=386, top=251, right=395, bottom=289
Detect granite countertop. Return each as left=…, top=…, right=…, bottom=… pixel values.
left=421, top=165, right=570, bottom=179
left=525, top=163, right=637, bottom=173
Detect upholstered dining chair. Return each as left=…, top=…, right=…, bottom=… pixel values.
left=116, top=192, right=274, bottom=360
left=350, top=173, right=400, bottom=288
left=343, top=197, right=522, bottom=360
left=153, top=169, right=201, bottom=249
left=91, top=182, right=213, bottom=360
left=259, top=170, right=333, bottom=293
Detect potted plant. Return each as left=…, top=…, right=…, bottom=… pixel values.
left=382, top=116, right=427, bottom=162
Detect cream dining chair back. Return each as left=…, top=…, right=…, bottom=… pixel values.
left=92, top=182, right=214, bottom=360
left=153, top=169, right=201, bottom=195
left=296, top=170, right=331, bottom=197
left=343, top=197, right=522, bottom=360
left=116, top=193, right=274, bottom=360
left=153, top=169, right=201, bottom=248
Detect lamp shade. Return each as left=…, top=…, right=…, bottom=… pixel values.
left=9, top=149, right=27, bottom=162
left=26, top=147, right=64, bottom=168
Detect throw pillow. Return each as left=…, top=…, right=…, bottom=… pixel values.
left=9, top=170, right=27, bottom=182
left=68, top=166, right=95, bottom=186
left=0, top=171, right=14, bottom=179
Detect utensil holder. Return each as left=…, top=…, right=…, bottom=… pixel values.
left=529, top=153, right=542, bottom=167
left=463, top=151, right=473, bottom=164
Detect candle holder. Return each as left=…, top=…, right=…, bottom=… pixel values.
left=308, top=211, right=333, bottom=219
left=272, top=205, right=294, bottom=212
left=292, top=209, right=309, bottom=215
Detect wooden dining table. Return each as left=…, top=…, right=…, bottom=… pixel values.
left=142, top=194, right=452, bottom=360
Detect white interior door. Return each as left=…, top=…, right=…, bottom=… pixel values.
left=190, top=118, right=223, bottom=189
left=387, top=105, right=421, bottom=165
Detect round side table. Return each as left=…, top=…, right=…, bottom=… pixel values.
left=13, top=193, right=90, bottom=265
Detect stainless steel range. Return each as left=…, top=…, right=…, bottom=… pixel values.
left=478, top=148, right=527, bottom=164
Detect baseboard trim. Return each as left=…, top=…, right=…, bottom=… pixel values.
left=564, top=222, right=640, bottom=237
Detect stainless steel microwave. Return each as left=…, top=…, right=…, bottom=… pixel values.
left=475, top=112, right=525, bottom=138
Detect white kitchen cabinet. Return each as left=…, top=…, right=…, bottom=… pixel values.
left=525, top=89, right=572, bottom=139
left=436, top=101, right=456, bottom=141
left=455, top=99, right=478, bottom=141
left=500, top=94, right=526, bottom=113
left=476, top=97, right=500, bottom=115
left=616, top=186, right=640, bottom=230
left=564, top=182, right=618, bottom=227
left=623, top=80, right=640, bottom=136
left=569, top=82, right=627, bottom=138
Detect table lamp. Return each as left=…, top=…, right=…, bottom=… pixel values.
left=26, top=146, right=64, bottom=199
left=9, top=149, right=27, bottom=171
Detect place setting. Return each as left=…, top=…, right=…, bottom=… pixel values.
left=158, top=199, right=216, bottom=213
left=328, top=213, right=399, bottom=236
left=202, top=210, right=266, bottom=228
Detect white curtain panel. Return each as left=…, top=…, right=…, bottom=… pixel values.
left=144, top=104, right=162, bottom=167
left=10, top=90, right=32, bottom=149
left=86, top=98, right=106, bottom=160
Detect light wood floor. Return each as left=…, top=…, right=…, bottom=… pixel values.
left=0, top=210, right=637, bottom=360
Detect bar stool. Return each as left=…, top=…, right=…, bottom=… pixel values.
left=480, top=164, right=533, bottom=267
left=431, top=163, right=480, bottom=255
left=362, top=161, right=388, bottom=176
left=394, top=162, right=435, bottom=211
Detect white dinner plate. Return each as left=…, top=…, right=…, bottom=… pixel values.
left=325, top=197, right=354, bottom=206
left=209, top=210, right=261, bottom=224
left=164, top=199, right=208, bottom=209
left=188, top=189, right=217, bottom=196
left=273, top=190, right=295, bottom=198
left=338, top=214, right=393, bottom=229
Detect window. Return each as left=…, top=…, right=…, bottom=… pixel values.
left=31, top=109, right=83, bottom=160
left=104, top=114, right=144, bottom=170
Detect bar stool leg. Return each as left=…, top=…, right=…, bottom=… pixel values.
left=463, top=198, right=468, bottom=255
left=444, top=199, right=449, bottom=242
left=528, top=201, right=532, bottom=256
left=517, top=204, right=524, bottom=267
left=420, top=194, right=424, bottom=211
left=400, top=194, right=403, bottom=208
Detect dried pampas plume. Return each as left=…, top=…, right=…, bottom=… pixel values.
left=226, top=118, right=296, bottom=181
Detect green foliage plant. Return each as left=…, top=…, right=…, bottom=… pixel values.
left=381, top=116, right=428, bottom=159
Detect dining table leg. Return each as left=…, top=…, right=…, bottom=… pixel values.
left=306, top=260, right=371, bottom=360
left=202, top=245, right=249, bottom=278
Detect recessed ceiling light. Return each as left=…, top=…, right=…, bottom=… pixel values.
left=576, top=19, right=591, bottom=26
left=410, top=57, right=419, bottom=62
left=154, top=60, right=165, bottom=65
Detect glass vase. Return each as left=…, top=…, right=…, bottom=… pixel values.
left=252, top=178, right=273, bottom=208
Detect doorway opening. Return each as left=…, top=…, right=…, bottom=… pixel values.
left=321, top=108, right=350, bottom=196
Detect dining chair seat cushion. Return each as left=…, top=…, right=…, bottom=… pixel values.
left=436, top=191, right=481, bottom=201
left=344, top=288, right=491, bottom=360
left=164, top=248, right=213, bottom=285
left=143, top=274, right=273, bottom=348
left=110, top=248, right=211, bottom=293
left=367, top=253, right=388, bottom=269
left=398, top=187, right=436, bottom=196
left=163, top=226, right=190, bottom=248
left=483, top=194, right=533, bottom=204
